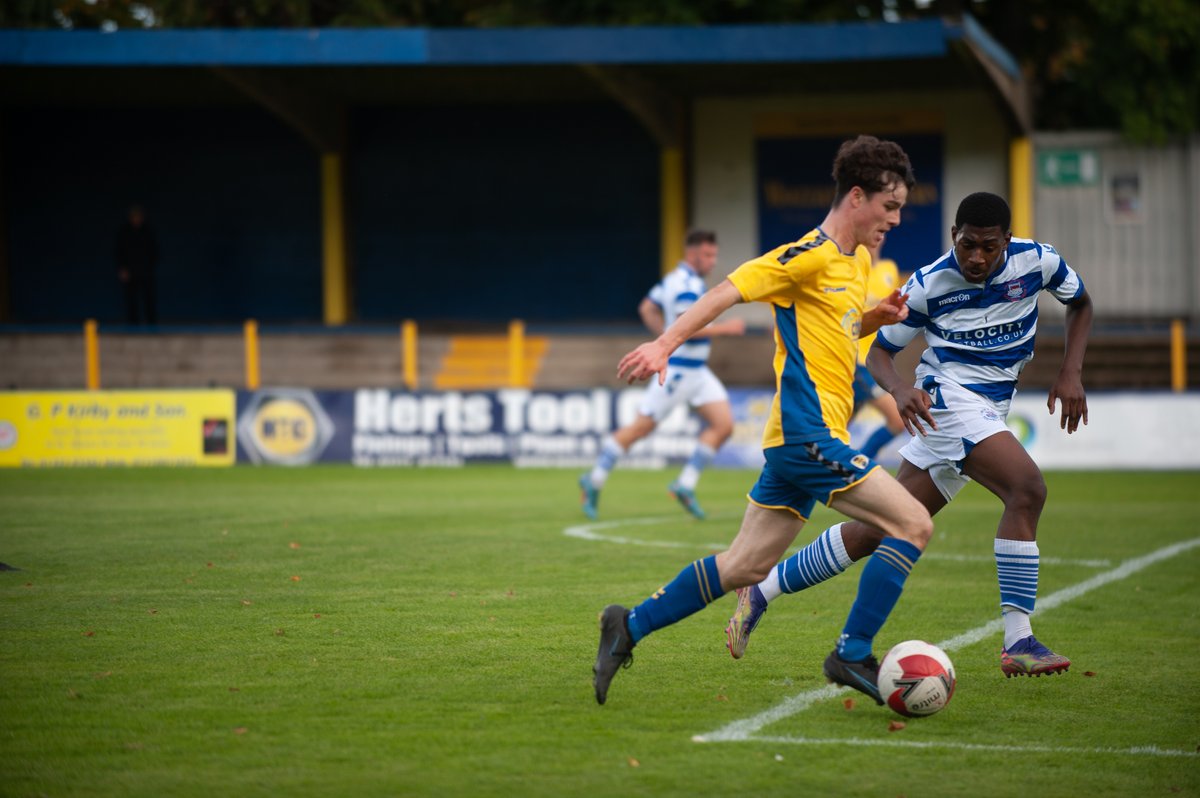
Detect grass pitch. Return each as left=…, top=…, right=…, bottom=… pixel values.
left=1, top=466, right=1197, bottom=797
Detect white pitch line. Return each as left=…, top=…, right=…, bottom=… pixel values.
left=695, top=536, right=1200, bottom=744
left=564, top=518, right=1112, bottom=566
left=747, top=735, right=1199, bottom=758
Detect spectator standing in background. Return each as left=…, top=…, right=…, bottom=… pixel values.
left=115, top=204, right=158, bottom=325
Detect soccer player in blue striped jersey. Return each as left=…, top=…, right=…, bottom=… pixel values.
left=578, top=230, right=745, bottom=520
left=593, top=136, right=934, bottom=706
left=726, top=192, right=1093, bottom=679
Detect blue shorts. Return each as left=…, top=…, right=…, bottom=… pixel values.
left=852, top=364, right=877, bottom=410
left=748, top=436, right=880, bottom=520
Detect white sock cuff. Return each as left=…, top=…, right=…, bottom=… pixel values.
left=602, top=436, right=626, bottom=456
left=696, top=443, right=716, bottom=457
left=825, top=523, right=853, bottom=569
left=994, top=538, right=1039, bottom=556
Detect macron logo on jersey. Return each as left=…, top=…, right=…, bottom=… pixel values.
left=937, top=292, right=973, bottom=308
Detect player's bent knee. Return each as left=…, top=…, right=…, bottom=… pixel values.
left=886, top=501, right=933, bottom=549
left=1008, top=472, right=1047, bottom=515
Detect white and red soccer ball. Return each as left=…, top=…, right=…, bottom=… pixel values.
left=877, top=640, right=956, bottom=717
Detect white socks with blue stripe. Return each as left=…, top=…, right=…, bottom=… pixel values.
left=759, top=522, right=854, bottom=602
left=995, top=537, right=1039, bottom=649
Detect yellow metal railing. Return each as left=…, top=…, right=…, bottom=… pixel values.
left=244, top=319, right=260, bottom=390
left=1171, top=318, right=1187, bottom=393
left=84, top=319, right=100, bottom=390
left=73, top=319, right=555, bottom=391
left=402, top=319, right=419, bottom=391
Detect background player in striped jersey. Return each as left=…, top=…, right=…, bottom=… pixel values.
left=726, top=192, right=1093, bottom=678
left=594, top=136, right=934, bottom=707
left=578, top=229, right=745, bottom=521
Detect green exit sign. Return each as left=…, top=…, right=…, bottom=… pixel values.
left=1037, top=149, right=1099, bottom=186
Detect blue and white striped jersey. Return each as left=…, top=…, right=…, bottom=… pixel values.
left=648, top=261, right=711, bottom=367
left=876, top=237, right=1085, bottom=402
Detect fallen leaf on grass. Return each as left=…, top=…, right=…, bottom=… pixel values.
left=313, top=613, right=321, bottom=618
left=290, top=575, right=301, bottom=582
left=506, top=589, right=515, bottom=597
left=888, top=721, right=906, bottom=732
left=715, top=694, right=728, bottom=702
left=627, top=758, right=640, bottom=768
left=23, top=582, right=33, bottom=588
left=94, top=671, right=112, bottom=679
left=82, top=630, right=95, bottom=637
left=274, top=629, right=285, bottom=636
left=449, top=591, right=458, bottom=598
left=289, top=542, right=301, bottom=549
left=206, top=562, right=213, bottom=568
left=843, top=698, right=855, bottom=710
left=148, top=609, right=158, bottom=615
left=228, top=687, right=240, bottom=692
left=241, top=600, right=252, bottom=606
left=1084, top=671, right=1097, bottom=677
left=233, top=727, right=248, bottom=735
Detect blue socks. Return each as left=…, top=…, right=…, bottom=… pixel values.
left=627, top=555, right=725, bottom=644
left=837, top=538, right=922, bottom=662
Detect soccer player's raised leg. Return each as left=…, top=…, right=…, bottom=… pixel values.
left=594, top=502, right=803, bottom=704
left=579, top=415, right=656, bottom=520
left=727, top=459, right=947, bottom=659
left=963, top=432, right=1071, bottom=677
left=823, top=468, right=933, bottom=703
left=670, top=399, right=734, bottom=520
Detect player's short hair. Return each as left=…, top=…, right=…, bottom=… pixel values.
left=831, top=135, right=916, bottom=205
left=955, top=192, right=1012, bottom=231
left=685, top=229, right=717, bottom=247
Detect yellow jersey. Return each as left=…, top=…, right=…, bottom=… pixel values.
left=727, top=227, right=870, bottom=447
left=857, top=257, right=900, bottom=365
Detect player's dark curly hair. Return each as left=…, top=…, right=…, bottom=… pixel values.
left=831, top=135, right=916, bottom=205
left=955, top=192, right=1011, bottom=231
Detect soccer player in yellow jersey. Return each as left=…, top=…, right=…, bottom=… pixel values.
left=852, top=241, right=907, bottom=459
left=593, top=135, right=932, bottom=706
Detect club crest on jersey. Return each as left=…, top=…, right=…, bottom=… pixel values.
left=850, top=454, right=870, bottom=470
left=1003, top=280, right=1026, bottom=301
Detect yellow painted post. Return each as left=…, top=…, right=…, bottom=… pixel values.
left=402, top=319, right=418, bottom=391
left=244, top=319, right=261, bottom=391
left=508, top=319, right=526, bottom=388
left=660, top=146, right=686, bottom=275
left=84, top=318, right=100, bottom=390
left=1171, top=318, right=1187, bottom=393
left=321, top=152, right=349, bottom=326
left=1009, top=136, right=1033, bottom=238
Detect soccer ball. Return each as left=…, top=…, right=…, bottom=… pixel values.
left=877, top=640, right=956, bottom=717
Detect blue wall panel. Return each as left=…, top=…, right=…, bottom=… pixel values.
left=7, top=108, right=322, bottom=323
left=349, top=105, right=659, bottom=323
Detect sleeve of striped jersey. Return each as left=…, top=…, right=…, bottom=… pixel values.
left=876, top=271, right=927, bottom=352
left=1041, top=248, right=1085, bottom=303
left=726, top=250, right=797, bottom=303
left=646, top=279, right=666, bottom=308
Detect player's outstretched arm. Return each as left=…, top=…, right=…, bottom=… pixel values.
left=618, top=279, right=743, bottom=385
left=1048, top=289, right=1093, bottom=434
left=860, top=289, right=909, bottom=337
left=866, top=340, right=936, bottom=436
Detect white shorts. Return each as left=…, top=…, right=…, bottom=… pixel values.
left=637, top=365, right=729, bottom=422
left=898, top=378, right=1012, bottom=502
